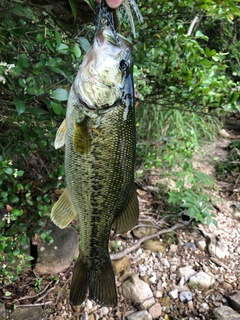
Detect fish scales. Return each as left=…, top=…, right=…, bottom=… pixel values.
left=51, top=27, right=139, bottom=306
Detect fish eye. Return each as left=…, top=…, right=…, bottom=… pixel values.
left=119, top=59, right=129, bottom=71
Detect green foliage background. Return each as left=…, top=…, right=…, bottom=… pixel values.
left=0, top=0, right=240, bottom=282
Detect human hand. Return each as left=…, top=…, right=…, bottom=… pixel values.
left=96, top=0, right=123, bottom=9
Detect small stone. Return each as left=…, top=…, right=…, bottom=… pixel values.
left=112, top=256, right=131, bottom=275
left=227, top=291, right=240, bottom=311
left=195, top=237, right=207, bottom=251
left=85, top=300, right=93, bottom=311
left=170, top=265, right=177, bottom=273
left=207, top=236, right=229, bottom=259
left=179, top=291, right=193, bottom=302
left=148, top=303, right=162, bottom=319
left=169, top=244, right=178, bottom=253
left=184, top=242, right=197, bottom=250
left=188, top=300, right=194, bottom=311
left=127, top=310, right=152, bottom=320
left=189, top=271, right=215, bottom=289
left=222, top=282, right=233, bottom=291
left=177, top=266, right=196, bottom=281
left=142, top=297, right=156, bottom=310
left=10, top=306, right=45, bottom=320
left=235, top=247, right=240, bottom=255
left=199, top=302, right=209, bottom=312
left=98, top=307, right=109, bottom=316
left=132, top=226, right=158, bottom=238
left=143, top=239, right=166, bottom=253
left=213, top=305, right=240, bottom=319
left=122, top=274, right=153, bottom=305
left=153, top=290, right=163, bottom=298
left=168, top=288, right=178, bottom=300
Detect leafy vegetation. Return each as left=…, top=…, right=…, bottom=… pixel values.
left=1, top=0, right=240, bottom=282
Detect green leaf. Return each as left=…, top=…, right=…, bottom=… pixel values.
left=5, top=292, right=12, bottom=297
left=51, top=101, right=63, bottom=115
left=79, top=37, right=91, bottom=53
left=17, top=53, right=29, bottom=69
left=51, top=88, right=69, bottom=101
left=4, top=167, right=13, bottom=175
left=17, top=170, right=24, bottom=177
left=73, top=43, right=81, bottom=58
left=69, top=0, right=78, bottom=21
left=17, top=265, right=22, bottom=273
left=195, top=30, right=208, bottom=41
left=57, top=43, right=69, bottom=54
left=55, top=30, right=61, bottom=47
left=25, top=255, right=34, bottom=261
left=14, top=97, right=26, bottom=115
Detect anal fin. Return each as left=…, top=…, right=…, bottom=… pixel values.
left=51, top=188, right=78, bottom=229
left=113, top=187, right=139, bottom=234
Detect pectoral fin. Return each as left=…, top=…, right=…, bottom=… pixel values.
left=113, top=188, right=139, bottom=234
left=54, top=119, right=67, bottom=149
left=74, top=117, right=91, bottom=155
left=51, top=188, right=78, bottom=229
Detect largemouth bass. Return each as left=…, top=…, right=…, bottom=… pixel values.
left=51, top=27, right=139, bottom=306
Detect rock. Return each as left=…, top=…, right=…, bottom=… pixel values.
left=85, top=299, right=93, bottom=312
left=184, top=242, right=197, bottom=250
left=112, top=256, right=131, bottom=275
left=127, top=310, right=152, bottom=320
left=138, top=264, right=148, bottom=277
left=0, top=303, right=6, bottom=320
left=143, top=239, right=166, bottom=253
left=177, top=266, right=196, bottom=281
left=222, top=282, right=233, bottom=291
left=207, top=236, right=228, bottom=259
left=189, top=271, right=215, bottom=289
left=132, top=226, right=158, bottom=238
left=10, top=306, right=46, bottom=320
left=98, top=307, right=109, bottom=316
left=179, top=291, right=193, bottom=302
left=168, top=288, right=178, bottom=300
left=153, top=290, right=163, bottom=298
left=213, top=306, right=240, bottom=320
left=227, top=291, right=240, bottom=311
left=122, top=274, right=154, bottom=308
left=35, top=222, right=79, bottom=274
left=199, top=302, right=210, bottom=312
left=148, top=303, right=162, bottom=319
left=195, top=237, right=207, bottom=251
left=169, top=244, right=178, bottom=253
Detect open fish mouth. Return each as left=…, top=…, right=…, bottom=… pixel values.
left=73, top=27, right=133, bottom=112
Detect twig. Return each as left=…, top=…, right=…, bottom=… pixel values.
left=36, top=281, right=59, bottom=302
left=110, top=222, right=187, bottom=260
left=55, top=276, right=71, bottom=304
left=210, top=257, right=228, bottom=270
left=16, top=301, right=53, bottom=307
left=187, top=15, right=199, bottom=36
left=8, top=281, right=55, bottom=305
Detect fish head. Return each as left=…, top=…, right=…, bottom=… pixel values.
left=73, top=28, right=133, bottom=112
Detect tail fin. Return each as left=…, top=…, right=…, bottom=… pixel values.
left=70, top=255, right=117, bottom=306
left=70, top=255, right=89, bottom=306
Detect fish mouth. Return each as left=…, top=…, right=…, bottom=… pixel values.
left=96, top=28, right=132, bottom=49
